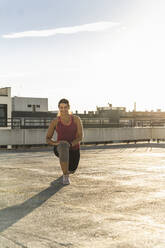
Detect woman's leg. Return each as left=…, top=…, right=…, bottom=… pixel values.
left=68, top=149, right=80, bottom=174
left=57, top=142, right=70, bottom=175
left=60, top=161, right=69, bottom=175
left=56, top=142, right=71, bottom=185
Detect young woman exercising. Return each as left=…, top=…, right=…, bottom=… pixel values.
left=46, top=98, right=83, bottom=185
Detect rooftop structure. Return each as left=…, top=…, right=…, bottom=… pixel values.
left=12, top=96, right=48, bottom=112
left=0, top=87, right=11, bottom=129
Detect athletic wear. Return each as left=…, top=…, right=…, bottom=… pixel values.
left=54, top=145, right=80, bottom=172
left=47, top=114, right=81, bottom=175
left=57, top=142, right=70, bottom=163
left=56, top=116, right=80, bottom=150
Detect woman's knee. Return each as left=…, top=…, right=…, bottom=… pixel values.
left=57, top=142, right=69, bottom=163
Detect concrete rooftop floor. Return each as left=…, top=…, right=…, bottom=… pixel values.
left=0, top=144, right=165, bottom=248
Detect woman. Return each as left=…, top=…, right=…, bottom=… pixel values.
left=46, top=98, right=83, bottom=185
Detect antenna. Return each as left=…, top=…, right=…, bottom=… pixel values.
left=134, top=102, right=136, bottom=112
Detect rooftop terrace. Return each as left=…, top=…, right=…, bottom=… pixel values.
left=0, top=144, right=165, bottom=247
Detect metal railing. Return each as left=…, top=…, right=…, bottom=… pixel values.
left=1, top=118, right=165, bottom=129
left=0, top=118, right=51, bottom=129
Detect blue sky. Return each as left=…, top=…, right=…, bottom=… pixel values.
left=0, top=0, right=165, bottom=112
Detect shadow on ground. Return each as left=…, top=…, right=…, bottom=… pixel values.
left=0, top=176, right=63, bottom=233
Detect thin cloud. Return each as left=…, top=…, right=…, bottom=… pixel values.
left=2, top=21, right=120, bottom=39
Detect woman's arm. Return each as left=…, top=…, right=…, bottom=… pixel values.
left=71, top=116, right=84, bottom=146
left=46, top=119, right=59, bottom=146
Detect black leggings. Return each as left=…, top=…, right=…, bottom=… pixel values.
left=53, top=146, right=80, bottom=172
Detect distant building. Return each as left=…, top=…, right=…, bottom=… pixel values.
left=12, top=96, right=48, bottom=112
left=0, top=87, right=11, bottom=128
left=1, top=86, right=165, bottom=129
left=95, top=104, right=126, bottom=123
left=12, top=96, right=51, bottom=129
left=0, top=87, right=51, bottom=128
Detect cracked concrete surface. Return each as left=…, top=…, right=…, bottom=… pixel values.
left=0, top=144, right=165, bottom=248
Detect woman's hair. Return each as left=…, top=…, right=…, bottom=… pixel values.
left=58, top=98, right=70, bottom=107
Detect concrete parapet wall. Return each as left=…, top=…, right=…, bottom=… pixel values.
left=0, top=129, right=50, bottom=145
left=151, top=127, right=165, bottom=140
left=83, top=127, right=151, bottom=142
left=0, top=127, right=155, bottom=146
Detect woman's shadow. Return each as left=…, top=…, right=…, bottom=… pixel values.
left=0, top=177, right=64, bottom=233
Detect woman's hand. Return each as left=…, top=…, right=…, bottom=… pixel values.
left=58, top=140, right=71, bottom=146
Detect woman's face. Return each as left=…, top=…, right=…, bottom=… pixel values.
left=59, top=103, right=69, bottom=116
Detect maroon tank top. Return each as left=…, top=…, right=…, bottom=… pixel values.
left=56, top=115, right=80, bottom=150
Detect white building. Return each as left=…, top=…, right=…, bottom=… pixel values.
left=0, top=86, right=49, bottom=129
left=12, top=96, right=48, bottom=112
left=0, top=87, right=11, bottom=129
